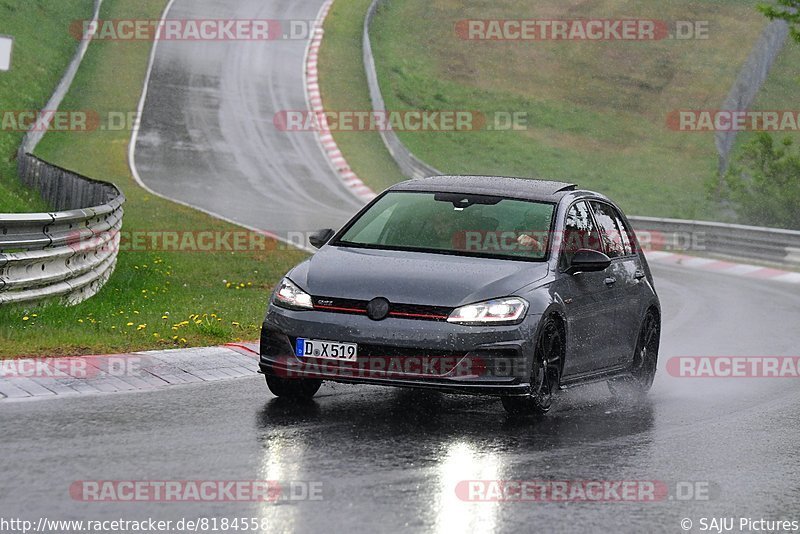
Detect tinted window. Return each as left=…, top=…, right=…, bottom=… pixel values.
left=336, top=191, right=556, bottom=260
left=611, top=207, right=635, bottom=256
left=560, top=201, right=603, bottom=270
left=589, top=201, right=629, bottom=258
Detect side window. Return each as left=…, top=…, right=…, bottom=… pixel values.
left=560, top=201, right=602, bottom=270
left=611, top=209, right=636, bottom=256
left=589, top=201, right=628, bottom=258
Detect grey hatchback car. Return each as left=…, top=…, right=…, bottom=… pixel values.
left=260, top=176, right=660, bottom=415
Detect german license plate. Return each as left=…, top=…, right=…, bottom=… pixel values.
left=295, top=338, right=358, bottom=362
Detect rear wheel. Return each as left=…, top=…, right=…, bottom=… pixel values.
left=265, top=374, right=322, bottom=399
left=608, top=310, right=660, bottom=400
left=501, top=317, right=563, bottom=416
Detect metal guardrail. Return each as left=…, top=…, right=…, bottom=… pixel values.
left=1, top=153, right=125, bottom=306
left=629, top=216, right=800, bottom=267
left=363, top=0, right=441, bottom=180
left=0, top=0, right=125, bottom=306
left=361, top=0, right=800, bottom=269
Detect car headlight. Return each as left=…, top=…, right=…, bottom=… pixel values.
left=273, top=278, right=313, bottom=310
left=447, top=297, right=529, bottom=325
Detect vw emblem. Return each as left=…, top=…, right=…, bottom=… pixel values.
left=366, top=297, right=391, bottom=321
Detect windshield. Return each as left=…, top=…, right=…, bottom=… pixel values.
left=335, top=191, right=555, bottom=260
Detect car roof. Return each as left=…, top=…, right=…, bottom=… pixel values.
left=389, top=175, right=579, bottom=202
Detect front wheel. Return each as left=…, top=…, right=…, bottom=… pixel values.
left=265, top=374, right=322, bottom=399
left=608, top=310, right=660, bottom=400
left=502, top=317, right=563, bottom=416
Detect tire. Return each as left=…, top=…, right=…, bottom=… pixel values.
left=265, top=374, right=322, bottom=399
left=608, top=310, right=660, bottom=400
left=501, top=317, right=563, bottom=416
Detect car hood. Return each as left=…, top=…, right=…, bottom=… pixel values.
left=287, top=245, right=550, bottom=308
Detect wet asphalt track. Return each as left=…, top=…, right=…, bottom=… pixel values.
left=2, top=0, right=800, bottom=532
left=131, top=0, right=363, bottom=240
left=1, top=265, right=800, bottom=533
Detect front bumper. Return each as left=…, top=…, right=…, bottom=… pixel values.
left=259, top=305, right=540, bottom=396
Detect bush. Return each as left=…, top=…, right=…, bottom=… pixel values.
left=758, top=0, right=800, bottom=44
left=721, top=133, right=800, bottom=229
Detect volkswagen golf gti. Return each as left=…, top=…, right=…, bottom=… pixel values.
left=259, top=175, right=661, bottom=415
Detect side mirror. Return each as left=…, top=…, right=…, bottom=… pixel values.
left=566, top=249, right=611, bottom=274
left=308, top=228, right=335, bottom=249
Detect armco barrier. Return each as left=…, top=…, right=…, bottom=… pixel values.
left=363, top=0, right=441, bottom=180
left=0, top=152, right=124, bottom=306
left=0, top=0, right=125, bottom=306
left=629, top=216, right=800, bottom=267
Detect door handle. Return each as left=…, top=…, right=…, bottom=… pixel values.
left=634, top=270, right=646, bottom=280
left=604, top=277, right=617, bottom=286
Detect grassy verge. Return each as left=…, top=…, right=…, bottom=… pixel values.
left=0, top=0, right=91, bottom=212
left=322, top=0, right=795, bottom=220
left=0, top=0, right=307, bottom=357
left=318, top=0, right=406, bottom=192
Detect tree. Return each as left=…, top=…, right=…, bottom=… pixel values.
left=721, top=133, right=800, bottom=229
left=758, top=0, right=800, bottom=43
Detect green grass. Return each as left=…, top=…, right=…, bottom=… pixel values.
left=322, top=0, right=797, bottom=220
left=0, top=0, right=92, bottom=212
left=318, top=0, right=406, bottom=192
left=0, top=0, right=307, bottom=357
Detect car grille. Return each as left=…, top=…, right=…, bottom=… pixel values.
left=311, top=296, right=453, bottom=322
